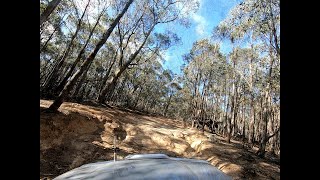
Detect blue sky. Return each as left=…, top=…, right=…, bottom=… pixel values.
left=157, top=0, right=241, bottom=75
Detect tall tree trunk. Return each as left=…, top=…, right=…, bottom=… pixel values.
left=163, top=92, right=173, bottom=116
left=227, top=66, right=236, bottom=143
left=48, top=0, right=135, bottom=111
left=256, top=96, right=263, bottom=143
left=41, top=13, right=67, bottom=53
left=40, top=58, right=52, bottom=81
left=233, top=80, right=239, bottom=136
left=223, top=76, right=228, bottom=137
left=269, top=106, right=276, bottom=155
left=242, top=102, right=246, bottom=145
left=40, top=51, right=64, bottom=90
left=257, top=34, right=277, bottom=157
left=40, top=0, right=62, bottom=26
left=257, top=90, right=269, bottom=157
left=133, top=88, right=143, bottom=109
left=72, top=60, right=93, bottom=99
left=40, top=24, right=58, bottom=53
left=98, top=53, right=118, bottom=93
left=78, top=81, right=89, bottom=100
left=84, top=84, right=93, bottom=100
left=226, top=100, right=232, bottom=143
left=248, top=94, right=255, bottom=146
left=268, top=0, right=280, bottom=56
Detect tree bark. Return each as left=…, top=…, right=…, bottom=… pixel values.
left=232, top=80, right=239, bottom=136
left=163, top=92, right=173, bottom=116
left=248, top=94, right=255, bottom=146
left=227, top=60, right=236, bottom=143
left=242, top=103, right=246, bottom=145
left=257, top=90, right=269, bottom=157
left=40, top=23, right=58, bottom=53
left=257, top=34, right=277, bottom=157
left=72, top=60, right=93, bottom=100
left=98, top=53, right=118, bottom=94
left=248, top=58, right=255, bottom=146
left=269, top=106, right=276, bottom=155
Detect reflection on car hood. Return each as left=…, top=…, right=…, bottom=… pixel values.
left=53, top=154, right=232, bottom=180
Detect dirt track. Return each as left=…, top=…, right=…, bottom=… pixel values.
left=40, top=100, right=280, bottom=179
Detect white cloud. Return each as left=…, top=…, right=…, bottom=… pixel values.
left=191, top=13, right=208, bottom=37
left=157, top=50, right=173, bottom=68
left=162, top=50, right=173, bottom=62
left=178, top=0, right=208, bottom=37
left=74, top=0, right=107, bottom=24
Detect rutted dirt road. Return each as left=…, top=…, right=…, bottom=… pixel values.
left=40, top=100, right=280, bottom=179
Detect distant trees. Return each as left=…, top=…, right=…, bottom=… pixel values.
left=200, top=0, right=279, bottom=157
left=164, top=0, right=279, bottom=158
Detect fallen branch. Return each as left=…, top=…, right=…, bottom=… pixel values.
left=267, top=127, right=280, bottom=140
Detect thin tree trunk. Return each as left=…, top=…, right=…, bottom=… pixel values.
left=226, top=98, right=231, bottom=143
left=248, top=95, right=255, bottom=144
left=133, top=88, right=143, bottom=109
left=41, top=13, right=67, bottom=53
left=163, top=92, right=173, bottom=116
left=269, top=106, right=276, bottom=155
left=72, top=60, right=93, bottom=99
left=268, top=0, right=280, bottom=56
left=223, top=76, right=228, bottom=137
left=233, top=80, right=239, bottom=136
left=98, top=53, right=118, bottom=93
left=40, top=51, right=64, bottom=91
left=257, top=89, right=269, bottom=157
left=242, top=103, right=246, bottom=145
left=40, top=58, right=52, bottom=81
left=40, top=24, right=58, bottom=53
left=257, top=34, right=277, bottom=157
left=227, top=71, right=235, bottom=143
left=78, top=81, right=89, bottom=100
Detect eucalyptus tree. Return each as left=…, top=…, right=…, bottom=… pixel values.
left=182, top=39, right=226, bottom=132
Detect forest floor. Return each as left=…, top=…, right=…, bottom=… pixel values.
left=40, top=99, right=280, bottom=180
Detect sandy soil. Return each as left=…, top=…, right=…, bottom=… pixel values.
left=40, top=100, right=280, bottom=180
